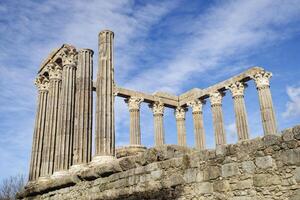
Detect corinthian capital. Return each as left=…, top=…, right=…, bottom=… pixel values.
left=209, top=91, right=224, bottom=106
left=226, top=81, right=245, bottom=97
left=251, top=71, right=272, bottom=89
left=150, top=102, right=164, bottom=115
left=62, top=52, right=77, bottom=67
left=48, top=63, right=62, bottom=80
left=187, top=100, right=205, bottom=113
left=175, top=107, right=187, bottom=120
left=125, top=96, right=144, bottom=111
left=35, top=75, right=49, bottom=91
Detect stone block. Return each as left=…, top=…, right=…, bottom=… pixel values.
left=203, top=166, right=221, bottom=180
left=232, top=179, right=253, bottom=190
left=213, top=180, right=230, bottom=192
left=150, top=170, right=162, bottom=180
left=194, top=182, right=213, bottom=194
left=216, top=145, right=227, bottom=156
left=292, top=125, right=300, bottom=139
left=255, top=156, right=274, bottom=169
left=294, top=167, right=300, bottom=183
left=196, top=171, right=204, bottom=182
left=118, top=156, right=137, bottom=171
left=242, top=161, right=256, bottom=174
left=183, top=168, right=198, bottom=183
left=281, top=148, right=300, bottom=165
left=253, top=174, right=281, bottom=187
left=231, top=197, right=256, bottom=200
left=221, top=163, right=240, bottom=177
left=290, top=189, right=300, bottom=200
left=282, top=128, right=295, bottom=141
left=162, top=173, right=184, bottom=188
left=262, top=135, right=280, bottom=147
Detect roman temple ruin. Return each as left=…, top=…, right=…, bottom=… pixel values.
left=18, top=30, right=300, bottom=200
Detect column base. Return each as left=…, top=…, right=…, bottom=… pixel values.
left=69, top=163, right=89, bottom=174
left=116, top=145, right=147, bottom=158
left=90, top=155, right=116, bottom=166
left=51, top=170, right=70, bottom=179
left=37, top=176, right=51, bottom=182
left=26, top=180, right=38, bottom=188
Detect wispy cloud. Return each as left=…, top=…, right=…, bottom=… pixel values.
left=125, top=0, right=300, bottom=93
left=283, top=86, right=300, bottom=118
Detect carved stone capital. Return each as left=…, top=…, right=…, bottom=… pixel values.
left=48, top=63, right=62, bottom=80
left=35, top=75, right=49, bottom=91
left=226, top=81, right=245, bottom=98
left=125, top=97, right=144, bottom=111
left=251, top=71, right=272, bottom=89
left=210, top=91, right=224, bottom=106
left=187, top=100, right=205, bottom=113
left=62, top=52, right=77, bottom=67
left=175, top=107, right=187, bottom=120
left=150, top=102, right=164, bottom=115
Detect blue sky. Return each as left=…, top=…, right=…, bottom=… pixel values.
left=0, top=0, right=300, bottom=182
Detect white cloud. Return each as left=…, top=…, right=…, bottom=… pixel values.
left=283, top=86, right=300, bottom=118
left=125, top=0, right=300, bottom=94
left=225, top=122, right=237, bottom=143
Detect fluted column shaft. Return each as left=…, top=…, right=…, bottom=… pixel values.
left=54, top=55, right=77, bottom=173
left=95, top=30, right=115, bottom=157
left=40, top=64, right=62, bottom=177
left=150, top=102, right=165, bottom=146
left=227, top=82, right=249, bottom=140
left=29, top=76, right=49, bottom=181
left=210, top=92, right=226, bottom=146
left=126, top=97, right=143, bottom=145
left=188, top=100, right=205, bottom=149
left=175, top=107, right=187, bottom=146
left=73, top=49, right=93, bottom=165
left=252, top=71, right=277, bottom=135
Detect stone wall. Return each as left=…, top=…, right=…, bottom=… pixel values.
left=18, top=125, right=300, bottom=200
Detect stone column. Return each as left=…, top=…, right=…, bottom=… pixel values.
left=72, top=49, right=93, bottom=170
left=251, top=71, right=277, bottom=135
left=226, top=82, right=249, bottom=140
left=125, top=97, right=144, bottom=146
left=210, top=91, right=226, bottom=146
left=53, top=52, right=77, bottom=176
left=187, top=100, right=206, bottom=149
left=175, top=107, right=187, bottom=146
left=29, top=76, right=49, bottom=181
left=40, top=63, right=62, bottom=178
left=150, top=102, right=165, bottom=146
left=94, top=30, right=115, bottom=163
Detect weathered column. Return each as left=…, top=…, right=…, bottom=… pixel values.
left=53, top=51, right=77, bottom=176
left=210, top=91, right=226, bottom=146
left=72, top=49, right=93, bottom=170
left=187, top=100, right=205, bottom=149
left=226, top=82, right=249, bottom=140
left=150, top=102, right=165, bottom=146
left=40, top=63, right=62, bottom=178
left=29, top=76, right=49, bottom=181
left=175, top=107, right=187, bottom=146
left=251, top=71, right=277, bottom=135
left=125, top=97, right=144, bottom=146
left=94, top=30, right=115, bottom=163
